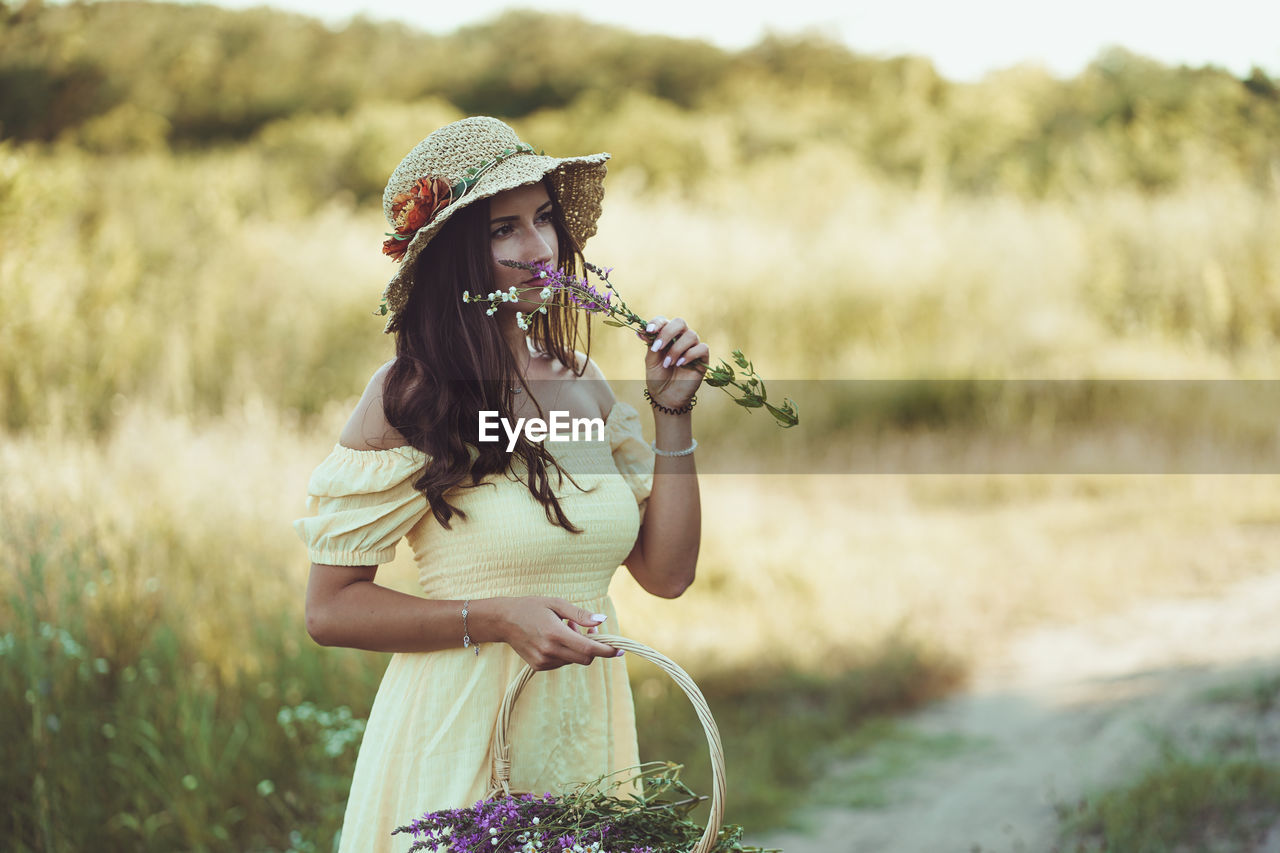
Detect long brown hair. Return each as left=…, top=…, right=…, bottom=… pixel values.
left=381, top=180, right=594, bottom=531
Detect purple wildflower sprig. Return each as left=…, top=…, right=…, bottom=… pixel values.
left=467, top=261, right=642, bottom=334
left=392, top=762, right=780, bottom=853
left=476, top=260, right=799, bottom=429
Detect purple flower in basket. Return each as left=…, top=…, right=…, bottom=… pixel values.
left=392, top=762, right=779, bottom=853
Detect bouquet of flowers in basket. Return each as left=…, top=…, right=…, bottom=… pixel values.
left=393, top=762, right=778, bottom=853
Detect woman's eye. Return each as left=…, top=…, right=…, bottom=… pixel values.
left=490, top=224, right=512, bottom=238
left=536, top=210, right=554, bottom=223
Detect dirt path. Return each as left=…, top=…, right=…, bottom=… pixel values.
left=752, top=571, right=1280, bottom=853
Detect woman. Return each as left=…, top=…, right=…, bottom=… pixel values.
left=294, top=116, right=706, bottom=851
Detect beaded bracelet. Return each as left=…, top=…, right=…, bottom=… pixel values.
left=643, top=388, right=697, bottom=416
left=651, top=438, right=698, bottom=457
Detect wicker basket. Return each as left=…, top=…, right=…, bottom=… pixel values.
left=484, top=634, right=727, bottom=853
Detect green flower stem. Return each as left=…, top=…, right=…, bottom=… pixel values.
left=489, top=260, right=800, bottom=429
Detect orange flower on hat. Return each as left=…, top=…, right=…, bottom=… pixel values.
left=382, top=176, right=454, bottom=261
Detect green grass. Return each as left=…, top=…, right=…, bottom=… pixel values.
left=0, top=518, right=382, bottom=852
left=631, top=636, right=966, bottom=831
left=815, top=720, right=983, bottom=809
left=1057, top=671, right=1280, bottom=853
left=1199, top=672, right=1280, bottom=716
left=1057, top=759, right=1280, bottom=852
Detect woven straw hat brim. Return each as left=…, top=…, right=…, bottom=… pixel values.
left=380, top=150, right=609, bottom=333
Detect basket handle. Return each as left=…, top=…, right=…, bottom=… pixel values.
left=486, top=634, right=726, bottom=853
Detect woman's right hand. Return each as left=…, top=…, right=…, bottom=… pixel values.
left=491, top=596, right=621, bottom=671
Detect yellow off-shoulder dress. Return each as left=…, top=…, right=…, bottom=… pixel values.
left=294, top=401, right=654, bottom=853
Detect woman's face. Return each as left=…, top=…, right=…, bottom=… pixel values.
left=488, top=182, right=559, bottom=315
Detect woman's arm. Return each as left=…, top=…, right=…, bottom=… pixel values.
left=623, top=409, right=700, bottom=598
left=305, top=564, right=621, bottom=670
left=619, top=316, right=706, bottom=599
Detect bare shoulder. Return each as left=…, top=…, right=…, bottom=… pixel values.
left=338, top=359, right=409, bottom=451
left=572, top=350, right=617, bottom=421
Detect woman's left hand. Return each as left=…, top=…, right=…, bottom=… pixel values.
left=642, top=316, right=708, bottom=410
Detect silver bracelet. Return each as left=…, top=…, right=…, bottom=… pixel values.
left=650, top=438, right=698, bottom=457
left=462, top=599, right=478, bottom=655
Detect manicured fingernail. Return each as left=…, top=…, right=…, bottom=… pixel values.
left=675, top=357, right=685, bottom=367
left=591, top=613, right=607, bottom=622
left=646, top=323, right=656, bottom=333
left=650, top=339, right=662, bottom=352
left=662, top=356, right=671, bottom=368
left=615, top=650, right=626, bottom=657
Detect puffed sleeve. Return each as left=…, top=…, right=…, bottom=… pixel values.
left=293, top=444, right=430, bottom=566
left=605, top=401, right=655, bottom=524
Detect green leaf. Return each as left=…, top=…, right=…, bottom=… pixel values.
left=765, top=402, right=799, bottom=427
left=602, top=319, right=626, bottom=328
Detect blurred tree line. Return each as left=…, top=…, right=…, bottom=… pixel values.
left=2, top=0, right=1278, bottom=201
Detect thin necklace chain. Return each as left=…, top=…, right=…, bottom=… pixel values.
left=512, top=344, right=533, bottom=393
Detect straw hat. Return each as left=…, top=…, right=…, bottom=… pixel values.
left=378, top=116, right=610, bottom=332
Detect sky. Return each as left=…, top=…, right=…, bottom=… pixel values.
left=187, top=0, right=1280, bottom=82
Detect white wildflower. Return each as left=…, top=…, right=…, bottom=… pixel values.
left=540, top=287, right=551, bottom=299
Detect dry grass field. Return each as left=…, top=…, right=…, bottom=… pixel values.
left=4, top=107, right=1280, bottom=848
